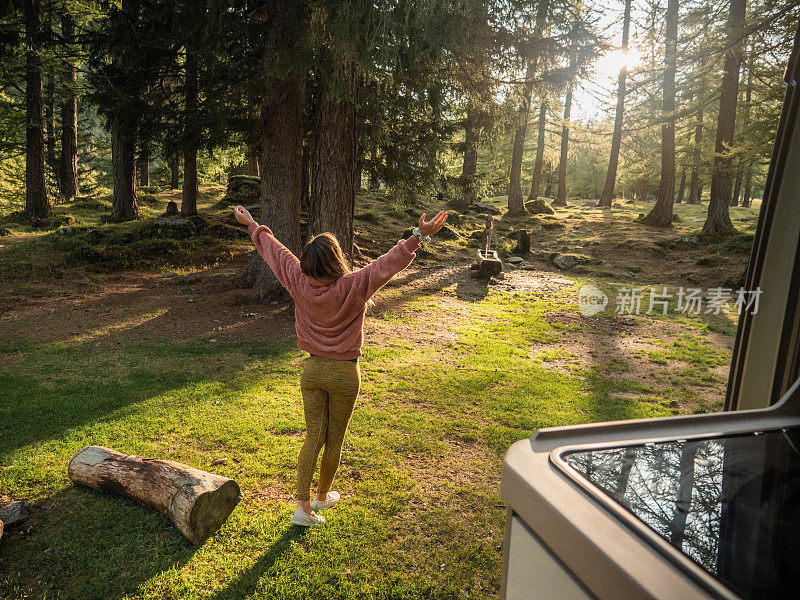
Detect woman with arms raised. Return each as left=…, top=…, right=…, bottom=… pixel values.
left=234, top=205, right=447, bottom=526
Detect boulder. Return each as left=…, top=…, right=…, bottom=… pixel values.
left=551, top=253, right=593, bottom=271
left=218, top=175, right=261, bottom=208
left=507, top=256, right=525, bottom=264
left=552, top=254, right=577, bottom=271
left=153, top=217, right=196, bottom=239
left=525, top=198, right=555, bottom=215
left=474, top=201, right=501, bottom=215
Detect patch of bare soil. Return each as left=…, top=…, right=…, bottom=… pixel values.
left=0, top=269, right=295, bottom=350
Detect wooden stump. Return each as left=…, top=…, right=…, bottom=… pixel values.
left=477, top=250, right=503, bottom=277
left=68, top=446, right=241, bottom=545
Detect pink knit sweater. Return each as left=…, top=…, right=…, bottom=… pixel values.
left=248, top=221, right=420, bottom=360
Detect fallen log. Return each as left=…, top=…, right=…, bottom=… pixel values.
left=68, top=446, right=241, bottom=545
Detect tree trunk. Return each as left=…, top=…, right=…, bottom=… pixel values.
left=544, top=163, right=553, bottom=198
left=599, top=0, right=632, bottom=207
left=676, top=169, right=686, bottom=204
left=300, top=142, right=310, bottom=213
left=170, top=155, right=180, bottom=189
left=731, top=171, right=743, bottom=207
left=735, top=46, right=754, bottom=210
left=642, top=0, right=678, bottom=227
left=527, top=100, right=547, bottom=202
left=508, top=0, right=548, bottom=213
left=703, top=0, right=746, bottom=235
left=247, top=144, right=259, bottom=176
left=368, top=144, right=380, bottom=190
left=110, top=117, right=138, bottom=220
left=138, top=133, right=150, bottom=188
left=458, top=105, right=480, bottom=208
left=552, top=85, right=573, bottom=207
left=24, top=0, right=50, bottom=221
left=68, top=446, right=241, bottom=545
left=687, top=57, right=706, bottom=205
left=45, top=75, right=57, bottom=179
left=637, top=175, right=649, bottom=203
left=181, top=42, right=198, bottom=217
left=59, top=12, right=78, bottom=201
left=742, top=170, right=752, bottom=207
left=507, top=59, right=536, bottom=214
left=687, top=108, right=704, bottom=204
left=234, top=1, right=307, bottom=302
left=310, top=52, right=358, bottom=258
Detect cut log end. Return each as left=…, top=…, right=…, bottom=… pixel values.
left=188, top=479, right=242, bottom=544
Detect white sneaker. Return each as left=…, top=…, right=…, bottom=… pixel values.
left=311, top=491, right=341, bottom=512
left=291, top=508, right=325, bottom=526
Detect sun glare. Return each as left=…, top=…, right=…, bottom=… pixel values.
left=594, top=47, right=642, bottom=78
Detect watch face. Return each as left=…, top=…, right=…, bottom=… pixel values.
left=563, top=427, right=800, bottom=600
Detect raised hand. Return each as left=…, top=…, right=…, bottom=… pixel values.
left=418, top=211, right=448, bottom=237
left=234, top=205, right=255, bottom=226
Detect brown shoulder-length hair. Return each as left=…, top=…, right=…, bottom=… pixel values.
left=300, top=232, right=351, bottom=282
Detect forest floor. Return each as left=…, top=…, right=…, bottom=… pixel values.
left=0, top=186, right=758, bottom=599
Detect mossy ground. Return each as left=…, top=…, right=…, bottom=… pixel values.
left=0, top=188, right=757, bottom=599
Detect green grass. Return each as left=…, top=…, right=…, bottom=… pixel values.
left=0, top=282, right=694, bottom=600
left=0, top=186, right=748, bottom=599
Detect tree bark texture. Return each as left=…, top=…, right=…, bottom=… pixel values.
left=507, top=59, right=536, bottom=214
left=642, top=0, right=678, bottom=227
left=68, top=446, right=241, bottom=545
left=235, top=1, right=307, bottom=302
left=59, top=12, right=78, bottom=201
left=310, top=51, right=358, bottom=258
left=553, top=84, right=573, bottom=207
left=181, top=42, right=199, bottom=217
left=704, top=0, right=746, bottom=235
left=24, top=0, right=50, bottom=221
left=110, top=117, right=138, bottom=220
left=599, top=0, right=632, bottom=207
left=527, top=100, right=547, bottom=202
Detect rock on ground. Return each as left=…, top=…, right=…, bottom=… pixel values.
left=525, top=198, right=555, bottom=215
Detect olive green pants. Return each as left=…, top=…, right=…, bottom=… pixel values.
left=296, top=356, right=361, bottom=501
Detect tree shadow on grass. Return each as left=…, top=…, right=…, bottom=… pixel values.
left=0, top=338, right=295, bottom=456
left=0, top=486, right=200, bottom=600
left=205, top=525, right=309, bottom=600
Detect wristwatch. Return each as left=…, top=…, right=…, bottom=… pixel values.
left=412, top=227, right=431, bottom=243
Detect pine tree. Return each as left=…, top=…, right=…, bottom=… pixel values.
left=24, top=0, right=50, bottom=221
left=598, top=0, right=632, bottom=207
left=703, top=0, right=747, bottom=235
left=641, top=0, right=679, bottom=226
